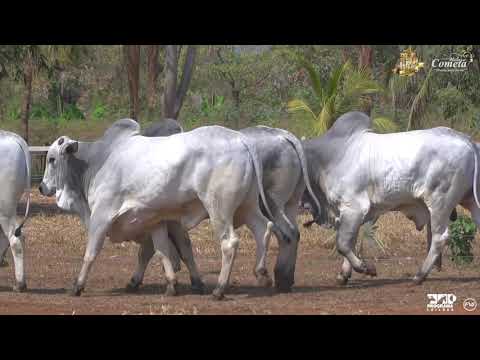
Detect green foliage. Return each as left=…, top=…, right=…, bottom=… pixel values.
left=200, top=95, right=225, bottom=116
left=449, top=215, right=476, bottom=265
left=356, top=222, right=387, bottom=257
left=435, top=84, right=472, bottom=120
left=288, top=59, right=396, bottom=136
left=31, top=104, right=53, bottom=120
left=59, top=104, right=85, bottom=121
left=92, top=102, right=108, bottom=120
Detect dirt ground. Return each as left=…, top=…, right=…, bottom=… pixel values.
left=0, top=190, right=479, bottom=315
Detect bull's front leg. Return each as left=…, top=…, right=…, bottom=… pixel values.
left=71, top=220, right=109, bottom=296
left=426, top=221, right=442, bottom=272
left=166, top=222, right=205, bottom=294
left=335, top=210, right=377, bottom=284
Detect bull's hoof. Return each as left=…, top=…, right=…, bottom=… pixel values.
left=211, top=288, right=226, bottom=301
left=172, top=263, right=181, bottom=273
left=275, top=283, right=293, bottom=293
left=191, top=280, right=206, bottom=295
left=336, top=274, right=349, bottom=286
left=13, top=281, right=27, bottom=293
left=70, top=283, right=84, bottom=297
left=256, top=274, right=273, bottom=288
left=0, top=259, right=8, bottom=268
left=125, top=278, right=141, bottom=293
left=364, top=262, right=377, bottom=277
left=412, top=275, right=425, bottom=286
left=164, top=281, right=178, bottom=297
left=255, top=268, right=273, bottom=288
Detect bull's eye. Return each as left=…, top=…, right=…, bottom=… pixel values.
left=48, top=157, right=55, bottom=164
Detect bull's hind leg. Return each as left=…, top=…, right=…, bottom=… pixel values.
left=210, top=219, right=239, bottom=300
left=0, top=217, right=26, bottom=292
left=150, top=223, right=180, bottom=296
left=0, top=229, right=9, bottom=268
left=244, top=209, right=274, bottom=288
left=274, top=191, right=302, bottom=292
left=336, top=210, right=377, bottom=281
left=126, top=237, right=155, bottom=292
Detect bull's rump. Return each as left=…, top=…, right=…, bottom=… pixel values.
left=334, top=129, right=475, bottom=206
left=0, top=136, right=28, bottom=212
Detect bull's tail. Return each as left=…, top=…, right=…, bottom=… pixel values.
left=13, top=136, right=31, bottom=237
left=239, top=136, right=274, bottom=220
left=274, top=128, right=322, bottom=222
left=471, top=139, right=480, bottom=209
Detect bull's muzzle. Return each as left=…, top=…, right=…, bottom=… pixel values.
left=38, top=182, right=55, bottom=197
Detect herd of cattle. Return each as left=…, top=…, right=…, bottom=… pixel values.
left=1, top=111, right=479, bottom=300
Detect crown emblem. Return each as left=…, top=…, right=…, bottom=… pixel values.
left=393, top=47, right=425, bottom=76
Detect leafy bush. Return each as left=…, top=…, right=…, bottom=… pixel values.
left=448, top=215, right=476, bottom=265
left=59, top=103, right=84, bottom=121
left=31, top=103, right=54, bottom=120
left=435, top=84, right=472, bottom=120
left=92, top=102, right=108, bottom=120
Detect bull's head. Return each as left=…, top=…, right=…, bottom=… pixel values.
left=300, top=189, right=337, bottom=229
left=39, top=136, right=79, bottom=200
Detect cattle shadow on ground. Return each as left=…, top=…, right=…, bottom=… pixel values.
left=284, top=276, right=480, bottom=295
left=9, top=275, right=476, bottom=299
left=0, top=285, right=68, bottom=295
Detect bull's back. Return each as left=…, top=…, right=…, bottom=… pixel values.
left=102, top=127, right=252, bottom=207
left=359, top=130, right=473, bottom=203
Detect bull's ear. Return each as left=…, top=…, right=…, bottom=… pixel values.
left=60, top=140, right=79, bottom=155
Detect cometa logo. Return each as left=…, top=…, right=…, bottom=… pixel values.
left=432, top=50, right=474, bottom=72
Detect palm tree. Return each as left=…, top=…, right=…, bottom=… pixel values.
left=388, top=65, right=433, bottom=131
left=290, top=58, right=395, bottom=255
left=288, top=59, right=398, bottom=135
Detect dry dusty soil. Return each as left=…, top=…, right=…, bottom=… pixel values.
left=0, top=190, right=479, bottom=315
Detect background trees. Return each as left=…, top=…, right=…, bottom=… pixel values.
left=0, top=45, right=479, bottom=144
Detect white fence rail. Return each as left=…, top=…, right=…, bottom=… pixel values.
left=29, top=146, right=49, bottom=184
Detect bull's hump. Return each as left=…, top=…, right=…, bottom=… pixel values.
left=326, top=111, right=372, bottom=140
left=103, top=119, right=140, bottom=141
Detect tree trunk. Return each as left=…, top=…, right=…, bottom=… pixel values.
left=174, top=45, right=196, bottom=119
left=472, top=45, right=480, bottom=73
left=163, top=45, right=178, bottom=119
left=21, top=54, right=33, bottom=144
left=163, top=45, right=197, bottom=120
left=359, top=45, right=373, bottom=69
left=146, top=45, right=160, bottom=119
left=359, top=45, right=374, bottom=115
left=124, top=45, right=141, bottom=121
left=232, top=88, right=240, bottom=109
